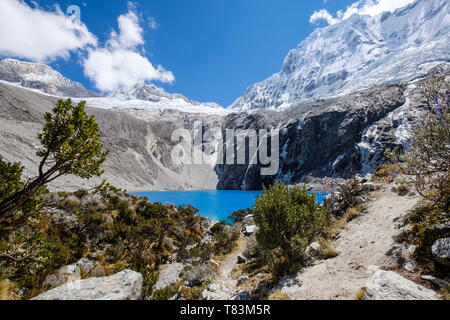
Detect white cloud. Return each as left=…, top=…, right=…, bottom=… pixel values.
left=0, top=0, right=96, bottom=62
left=310, top=9, right=339, bottom=25
left=310, top=0, right=416, bottom=25
left=83, top=9, right=174, bottom=92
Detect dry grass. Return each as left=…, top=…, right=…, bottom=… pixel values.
left=0, top=280, right=19, bottom=300
left=374, top=164, right=397, bottom=182
left=267, top=290, right=291, bottom=300
left=317, top=240, right=340, bottom=260
left=439, top=288, right=450, bottom=300
left=354, top=287, right=367, bottom=300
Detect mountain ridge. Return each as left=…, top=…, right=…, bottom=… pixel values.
left=230, top=0, right=450, bottom=111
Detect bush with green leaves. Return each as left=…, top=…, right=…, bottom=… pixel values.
left=0, top=99, right=108, bottom=227
left=395, top=73, right=449, bottom=213
left=253, top=182, right=331, bottom=278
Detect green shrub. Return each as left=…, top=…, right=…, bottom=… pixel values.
left=253, top=182, right=331, bottom=279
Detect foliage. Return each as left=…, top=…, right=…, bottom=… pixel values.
left=253, top=182, right=331, bottom=278
left=398, top=203, right=449, bottom=275
left=37, top=99, right=109, bottom=179
left=228, top=208, right=251, bottom=224
left=267, top=290, right=291, bottom=300
left=0, top=183, right=206, bottom=299
left=393, top=74, right=449, bottom=212
left=354, top=287, right=367, bottom=300
left=0, top=157, right=48, bottom=236
left=0, top=99, right=108, bottom=226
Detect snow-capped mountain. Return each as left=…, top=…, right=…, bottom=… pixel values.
left=75, top=82, right=227, bottom=115
left=0, top=59, right=226, bottom=115
left=0, top=58, right=99, bottom=98
left=230, top=0, right=450, bottom=111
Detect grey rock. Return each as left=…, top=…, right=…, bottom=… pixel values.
left=365, top=270, right=438, bottom=300
left=80, top=195, right=107, bottom=211
left=183, top=264, right=216, bottom=287
left=361, top=182, right=377, bottom=192
left=237, top=255, right=248, bottom=264
left=154, top=263, right=184, bottom=290
left=421, top=275, right=450, bottom=291
left=90, top=265, right=106, bottom=278
left=32, top=270, right=142, bottom=300
left=232, top=291, right=251, bottom=300
left=58, top=265, right=81, bottom=284
left=431, top=238, right=450, bottom=267
left=237, top=276, right=249, bottom=284
left=76, top=258, right=95, bottom=274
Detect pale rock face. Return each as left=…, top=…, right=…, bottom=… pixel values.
left=432, top=238, right=450, bottom=267
left=365, top=270, right=439, bottom=300
left=32, top=270, right=143, bottom=300
left=230, top=0, right=450, bottom=111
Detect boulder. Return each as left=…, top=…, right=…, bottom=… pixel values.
left=58, top=264, right=81, bottom=284
left=431, top=238, right=450, bottom=267
left=244, top=225, right=257, bottom=236
left=76, top=258, right=95, bottom=274
left=154, top=263, right=184, bottom=290
left=365, top=270, right=438, bottom=300
left=237, top=255, right=248, bottom=264
left=306, top=242, right=321, bottom=256
left=232, top=291, right=251, bottom=300
left=237, top=276, right=249, bottom=285
left=361, top=182, right=377, bottom=192
left=32, top=270, right=142, bottom=300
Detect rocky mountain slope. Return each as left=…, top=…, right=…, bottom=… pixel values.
left=0, top=75, right=432, bottom=191
left=0, top=81, right=221, bottom=191
left=230, top=0, right=449, bottom=111
left=0, top=59, right=99, bottom=98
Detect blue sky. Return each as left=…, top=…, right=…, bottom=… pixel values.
left=0, top=0, right=412, bottom=106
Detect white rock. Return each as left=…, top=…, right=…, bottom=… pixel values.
left=32, top=270, right=142, bottom=300
left=76, top=258, right=95, bottom=274
left=154, top=263, right=184, bottom=290
left=431, top=238, right=450, bottom=267
left=58, top=265, right=81, bottom=284
left=365, top=270, right=439, bottom=300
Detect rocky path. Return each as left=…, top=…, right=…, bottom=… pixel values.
left=277, top=183, right=420, bottom=300
left=203, top=237, right=247, bottom=300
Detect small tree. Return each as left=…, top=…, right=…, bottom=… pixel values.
left=253, top=182, right=330, bottom=277
left=396, top=74, right=449, bottom=213
left=0, top=99, right=109, bottom=222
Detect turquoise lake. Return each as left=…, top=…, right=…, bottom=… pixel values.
left=131, top=190, right=327, bottom=223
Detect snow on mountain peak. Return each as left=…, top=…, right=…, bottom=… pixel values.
left=230, top=0, right=450, bottom=111
left=0, top=58, right=99, bottom=98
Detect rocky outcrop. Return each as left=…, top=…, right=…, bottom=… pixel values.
left=32, top=270, right=143, bottom=300
left=217, top=83, right=429, bottom=189
left=432, top=238, right=450, bottom=267
left=365, top=270, right=439, bottom=300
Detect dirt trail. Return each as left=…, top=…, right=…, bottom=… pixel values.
left=280, top=183, right=420, bottom=300
left=205, top=237, right=247, bottom=299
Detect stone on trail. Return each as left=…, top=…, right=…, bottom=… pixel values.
left=365, top=270, right=438, bottom=300
left=32, top=270, right=142, bottom=300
